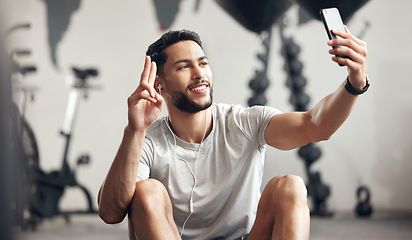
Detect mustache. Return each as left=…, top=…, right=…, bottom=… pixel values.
left=187, top=79, right=210, bottom=89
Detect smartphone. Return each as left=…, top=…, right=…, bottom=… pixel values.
left=320, top=7, right=349, bottom=66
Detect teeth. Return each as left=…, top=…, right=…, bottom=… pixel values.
left=191, top=85, right=207, bottom=91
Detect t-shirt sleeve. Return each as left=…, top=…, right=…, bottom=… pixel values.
left=231, top=105, right=281, bottom=150
left=136, top=137, right=153, bottom=180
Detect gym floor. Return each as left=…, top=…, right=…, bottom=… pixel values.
left=13, top=211, right=412, bottom=240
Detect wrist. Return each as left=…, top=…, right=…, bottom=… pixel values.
left=344, top=76, right=370, bottom=95
left=124, top=124, right=147, bottom=137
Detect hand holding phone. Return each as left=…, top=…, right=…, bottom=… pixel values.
left=320, top=7, right=350, bottom=66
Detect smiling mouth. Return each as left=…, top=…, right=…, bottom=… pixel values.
left=188, top=81, right=210, bottom=92
left=190, top=85, right=208, bottom=91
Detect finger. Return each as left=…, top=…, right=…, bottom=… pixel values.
left=148, top=61, right=157, bottom=84
left=331, top=56, right=351, bottom=67
left=140, top=56, right=152, bottom=84
left=136, top=81, right=156, bottom=99
left=128, top=89, right=158, bottom=107
left=130, top=79, right=148, bottom=96
left=329, top=47, right=362, bottom=63
left=331, top=29, right=351, bottom=41
left=342, top=25, right=366, bottom=47
left=331, top=52, right=366, bottom=73
left=140, top=90, right=158, bottom=103
left=129, top=79, right=157, bottom=100
left=328, top=38, right=365, bottom=57
left=154, top=92, right=164, bottom=109
left=344, top=25, right=351, bottom=34
left=332, top=27, right=365, bottom=47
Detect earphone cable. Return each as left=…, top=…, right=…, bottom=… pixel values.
left=165, top=110, right=208, bottom=237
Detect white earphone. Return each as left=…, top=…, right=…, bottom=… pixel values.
left=165, top=110, right=208, bottom=237
left=157, top=84, right=163, bottom=94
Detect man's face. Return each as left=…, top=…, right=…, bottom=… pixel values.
left=159, top=40, right=213, bottom=113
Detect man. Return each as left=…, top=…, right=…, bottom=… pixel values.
left=98, top=28, right=368, bottom=240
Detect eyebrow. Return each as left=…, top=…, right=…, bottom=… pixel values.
left=173, top=56, right=208, bottom=66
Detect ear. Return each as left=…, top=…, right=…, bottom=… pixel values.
left=154, top=77, right=163, bottom=94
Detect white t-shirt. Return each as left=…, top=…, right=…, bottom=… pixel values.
left=137, top=103, right=281, bottom=239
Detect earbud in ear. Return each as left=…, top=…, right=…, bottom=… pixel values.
left=157, top=84, right=163, bottom=93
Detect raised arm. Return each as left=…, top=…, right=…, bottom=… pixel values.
left=98, top=56, right=163, bottom=224
left=265, top=26, right=368, bottom=150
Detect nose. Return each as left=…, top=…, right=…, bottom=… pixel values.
left=192, top=65, right=205, bottom=80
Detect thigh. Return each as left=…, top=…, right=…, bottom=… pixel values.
left=248, top=175, right=308, bottom=240
left=247, top=176, right=284, bottom=239
left=128, top=179, right=180, bottom=240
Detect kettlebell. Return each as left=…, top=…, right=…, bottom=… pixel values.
left=355, top=185, right=373, bottom=217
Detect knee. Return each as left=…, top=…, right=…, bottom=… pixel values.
left=267, top=175, right=307, bottom=206
left=130, top=179, right=167, bottom=215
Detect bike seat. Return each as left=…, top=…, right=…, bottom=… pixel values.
left=15, top=65, right=37, bottom=75
left=72, top=67, right=99, bottom=80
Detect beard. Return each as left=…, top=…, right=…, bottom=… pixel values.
left=168, top=86, right=213, bottom=113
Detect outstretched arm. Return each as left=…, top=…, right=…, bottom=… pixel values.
left=266, top=26, right=368, bottom=150
left=98, top=56, right=163, bottom=224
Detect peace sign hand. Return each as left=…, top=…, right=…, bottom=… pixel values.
left=127, top=56, right=163, bottom=132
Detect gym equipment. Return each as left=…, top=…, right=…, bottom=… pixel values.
left=215, top=0, right=292, bottom=33
left=27, top=67, right=99, bottom=228
left=295, top=0, right=370, bottom=22
left=5, top=23, right=41, bottom=231
left=6, top=23, right=99, bottom=230
left=355, top=185, right=373, bottom=217
left=248, top=30, right=272, bottom=106
left=0, top=23, right=15, bottom=240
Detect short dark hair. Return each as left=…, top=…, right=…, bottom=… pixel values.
left=146, top=29, right=203, bottom=75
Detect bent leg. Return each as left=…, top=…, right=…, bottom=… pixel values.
left=248, top=175, right=310, bottom=240
left=128, top=179, right=181, bottom=240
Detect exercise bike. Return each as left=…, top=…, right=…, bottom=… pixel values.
left=27, top=67, right=100, bottom=229
left=7, top=24, right=100, bottom=229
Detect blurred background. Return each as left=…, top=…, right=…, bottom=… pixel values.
left=1, top=0, right=412, bottom=239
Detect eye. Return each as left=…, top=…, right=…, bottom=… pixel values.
left=200, top=61, right=208, bottom=66
left=178, top=65, right=188, bottom=70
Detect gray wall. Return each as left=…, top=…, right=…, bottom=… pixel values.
left=3, top=0, right=412, bottom=212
